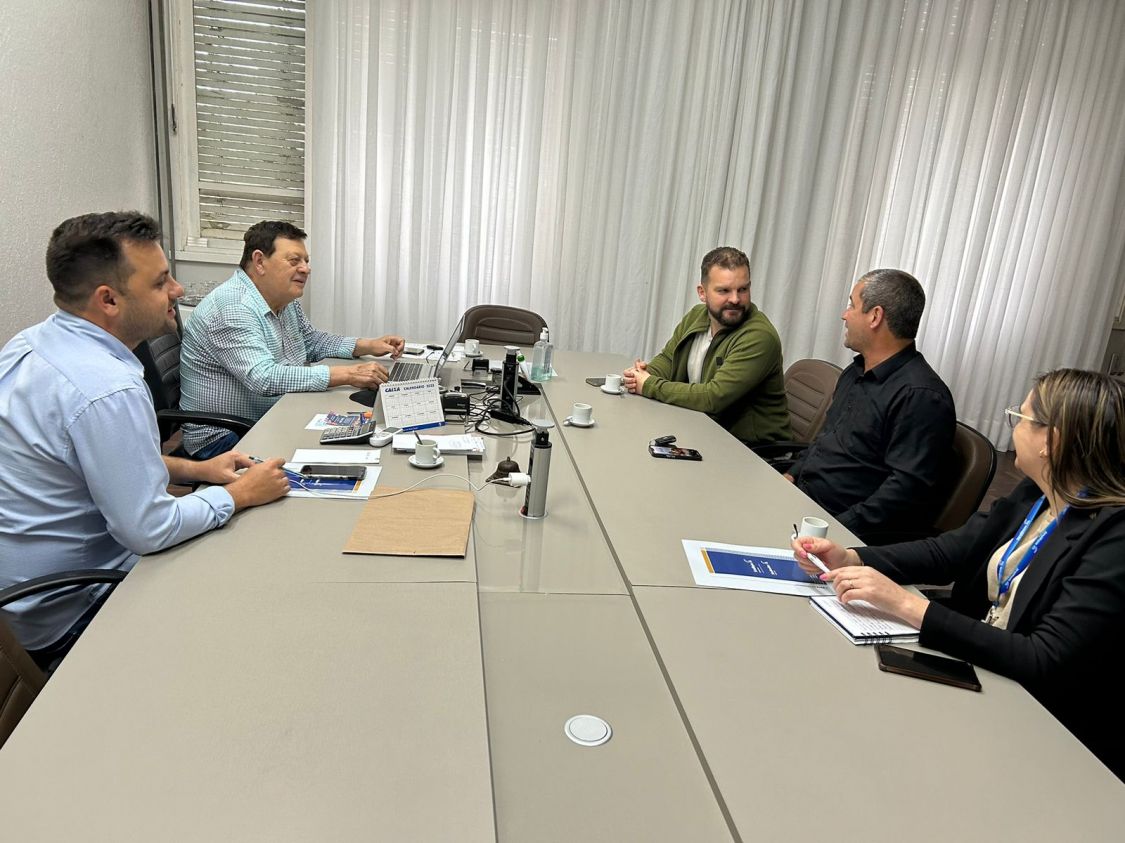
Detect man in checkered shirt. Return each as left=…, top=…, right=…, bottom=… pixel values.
left=179, top=220, right=404, bottom=458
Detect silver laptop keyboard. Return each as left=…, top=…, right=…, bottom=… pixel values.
left=388, top=360, right=425, bottom=382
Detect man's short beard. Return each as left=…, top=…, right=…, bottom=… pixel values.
left=710, top=304, right=747, bottom=328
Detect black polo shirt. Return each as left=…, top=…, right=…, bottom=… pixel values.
left=791, top=344, right=955, bottom=542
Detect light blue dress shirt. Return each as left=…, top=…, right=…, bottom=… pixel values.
left=0, top=311, right=234, bottom=650
left=179, top=270, right=357, bottom=454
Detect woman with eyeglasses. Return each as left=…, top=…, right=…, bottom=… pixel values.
left=794, top=368, right=1125, bottom=779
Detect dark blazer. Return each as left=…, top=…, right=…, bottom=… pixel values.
left=858, top=478, right=1125, bottom=780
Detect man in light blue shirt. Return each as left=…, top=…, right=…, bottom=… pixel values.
left=0, top=212, right=289, bottom=666
left=180, top=220, right=405, bottom=457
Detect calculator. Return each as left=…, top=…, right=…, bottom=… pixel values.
left=319, top=419, right=379, bottom=445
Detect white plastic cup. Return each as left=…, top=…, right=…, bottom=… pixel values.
left=799, top=516, right=829, bottom=538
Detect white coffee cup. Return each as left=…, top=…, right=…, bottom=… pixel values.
left=799, top=516, right=829, bottom=538
left=604, top=373, right=624, bottom=392
left=414, top=440, right=441, bottom=466
left=464, top=338, right=480, bottom=355
left=570, top=403, right=594, bottom=425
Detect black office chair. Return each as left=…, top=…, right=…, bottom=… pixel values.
left=751, top=358, right=843, bottom=471
left=133, top=304, right=254, bottom=455
left=457, top=304, right=548, bottom=346
left=0, top=569, right=127, bottom=747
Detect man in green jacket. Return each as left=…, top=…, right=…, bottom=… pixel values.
left=623, top=246, right=790, bottom=446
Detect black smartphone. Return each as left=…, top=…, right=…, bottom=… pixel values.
left=585, top=377, right=606, bottom=387
left=648, top=444, right=703, bottom=461
left=297, top=464, right=367, bottom=480
left=875, top=644, right=982, bottom=691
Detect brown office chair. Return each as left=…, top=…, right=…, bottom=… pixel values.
left=458, top=304, right=547, bottom=346
left=782, top=359, right=844, bottom=443
left=933, top=421, right=997, bottom=533
left=752, top=358, right=842, bottom=469
left=0, top=569, right=127, bottom=748
left=866, top=420, right=997, bottom=547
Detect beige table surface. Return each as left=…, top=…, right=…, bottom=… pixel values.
left=2, top=348, right=1123, bottom=841
left=0, top=578, right=495, bottom=842
left=538, top=349, right=1125, bottom=839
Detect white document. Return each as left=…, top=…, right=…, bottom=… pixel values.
left=391, top=434, right=486, bottom=455
left=282, top=463, right=382, bottom=499
left=683, top=539, right=834, bottom=597
left=291, top=448, right=381, bottom=465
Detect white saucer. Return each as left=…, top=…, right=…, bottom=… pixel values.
left=463, top=351, right=482, bottom=358
left=600, top=385, right=625, bottom=395
left=565, top=417, right=596, bottom=428
left=408, top=455, right=444, bottom=469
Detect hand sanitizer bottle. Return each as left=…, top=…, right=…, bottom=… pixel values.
left=530, top=328, right=553, bottom=381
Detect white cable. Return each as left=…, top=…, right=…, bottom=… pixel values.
left=369, top=473, right=504, bottom=500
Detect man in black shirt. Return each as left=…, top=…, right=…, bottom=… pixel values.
left=785, top=269, right=955, bottom=543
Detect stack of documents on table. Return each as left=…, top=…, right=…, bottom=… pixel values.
left=391, top=433, right=486, bottom=456
left=283, top=449, right=382, bottom=499
left=809, top=595, right=921, bottom=645
left=291, top=448, right=380, bottom=465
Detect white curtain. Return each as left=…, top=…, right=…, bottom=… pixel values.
left=306, top=0, right=1125, bottom=447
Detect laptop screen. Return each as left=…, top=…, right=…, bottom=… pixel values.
left=434, top=315, right=466, bottom=374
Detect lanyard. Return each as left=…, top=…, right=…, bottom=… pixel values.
left=994, top=496, right=1066, bottom=604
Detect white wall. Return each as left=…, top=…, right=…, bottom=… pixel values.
left=0, top=0, right=158, bottom=344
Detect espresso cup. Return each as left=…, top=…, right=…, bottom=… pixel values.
left=604, top=373, right=624, bottom=392
left=414, top=440, right=441, bottom=465
left=571, top=403, right=594, bottom=425
left=799, top=516, right=829, bottom=538
left=464, top=338, right=480, bottom=355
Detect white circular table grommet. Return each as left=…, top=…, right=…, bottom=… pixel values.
left=564, top=714, right=612, bottom=747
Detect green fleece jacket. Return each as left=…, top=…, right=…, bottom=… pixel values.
left=642, top=303, right=790, bottom=445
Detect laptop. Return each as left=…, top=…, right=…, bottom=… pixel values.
left=386, top=315, right=465, bottom=383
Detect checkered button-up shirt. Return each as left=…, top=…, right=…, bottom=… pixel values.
left=180, top=270, right=357, bottom=453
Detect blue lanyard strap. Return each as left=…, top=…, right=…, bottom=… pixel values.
left=995, top=496, right=1066, bottom=603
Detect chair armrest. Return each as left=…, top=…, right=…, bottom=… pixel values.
left=750, top=441, right=809, bottom=461
left=156, top=410, right=254, bottom=438
left=918, top=584, right=954, bottom=601
left=0, top=570, right=128, bottom=609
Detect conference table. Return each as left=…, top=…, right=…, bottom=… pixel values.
left=1, top=348, right=1123, bottom=841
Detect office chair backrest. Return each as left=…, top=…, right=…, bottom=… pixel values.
left=134, top=306, right=184, bottom=440
left=933, top=421, right=997, bottom=534
left=784, top=359, right=843, bottom=444
left=0, top=617, right=47, bottom=749
left=458, top=305, right=548, bottom=346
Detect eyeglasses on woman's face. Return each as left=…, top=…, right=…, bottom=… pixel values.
left=1004, top=405, right=1044, bottom=429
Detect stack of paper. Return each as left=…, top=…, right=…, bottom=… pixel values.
left=391, top=434, right=486, bottom=456
left=291, top=449, right=380, bottom=465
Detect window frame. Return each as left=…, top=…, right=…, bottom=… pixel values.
left=163, top=0, right=305, bottom=264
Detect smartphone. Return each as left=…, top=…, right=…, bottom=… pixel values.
left=297, top=464, right=367, bottom=480
left=648, top=444, right=703, bottom=461
left=585, top=377, right=606, bottom=387
left=875, top=644, right=982, bottom=691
